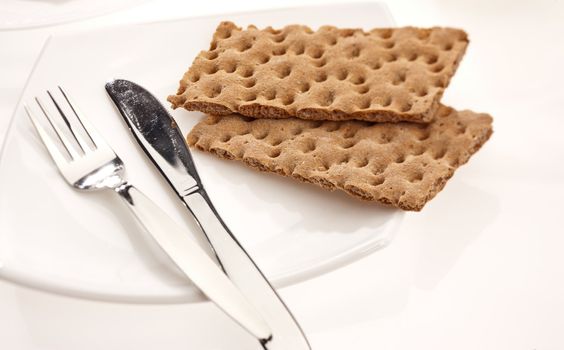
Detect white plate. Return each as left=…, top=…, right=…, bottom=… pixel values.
left=0, top=3, right=403, bottom=303
left=0, top=0, right=148, bottom=30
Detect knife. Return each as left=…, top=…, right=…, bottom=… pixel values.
left=106, top=79, right=310, bottom=349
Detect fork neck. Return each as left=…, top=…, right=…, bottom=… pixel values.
left=113, top=182, right=134, bottom=204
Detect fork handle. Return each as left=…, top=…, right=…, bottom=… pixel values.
left=112, top=182, right=272, bottom=341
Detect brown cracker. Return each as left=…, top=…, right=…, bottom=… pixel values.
left=187, top=105, right=492, bottom=211
left=169, top=21, right=468, bottom=123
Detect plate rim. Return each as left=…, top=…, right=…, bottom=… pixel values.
left=0, top=0, right=151, bottom=31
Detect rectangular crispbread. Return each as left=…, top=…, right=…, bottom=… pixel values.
left=169, top=21, right=468, bottom=123
left=187, top=105, right=492, bottom=211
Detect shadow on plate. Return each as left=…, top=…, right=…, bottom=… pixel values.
left=195, top=151, right=400, bottom=236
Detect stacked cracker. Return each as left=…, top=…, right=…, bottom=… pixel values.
left=169, top=21, right=493, bottom=211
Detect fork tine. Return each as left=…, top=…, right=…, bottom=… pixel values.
left=47, top=89, right=89, bottom=153
left=58, top=86, right=105, bottom=150
left=25, top=104, right=70, bottom=170
left=35, top=96, right=79, bottom=160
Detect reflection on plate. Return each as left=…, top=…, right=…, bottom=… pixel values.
left=0, top=3, right=403, bottom=303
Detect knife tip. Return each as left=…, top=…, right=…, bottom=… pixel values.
left=105, top=79, right=116, bottom=90
left=105, top=79, right=130, bottom=89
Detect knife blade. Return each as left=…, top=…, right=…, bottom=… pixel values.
left=106, top=79, right=310, bottom=350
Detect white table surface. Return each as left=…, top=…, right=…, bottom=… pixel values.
left=1, top=0, right=564, bottom=349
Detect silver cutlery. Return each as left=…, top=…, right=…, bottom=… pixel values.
left=106, top=79, right=311, bottom=350
left=25, top=86, right=271, bottom=342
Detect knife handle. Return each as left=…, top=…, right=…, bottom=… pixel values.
left=112, top=182, right=272, bottom=341
left=183, top=190, right=311, bottom=350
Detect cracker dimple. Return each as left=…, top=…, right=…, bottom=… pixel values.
left=187, top=105, right=493, bottom=211
left=169, top=22, right=469, bottom=123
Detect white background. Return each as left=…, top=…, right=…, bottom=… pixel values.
left=1, top=0, right=564, bottom=349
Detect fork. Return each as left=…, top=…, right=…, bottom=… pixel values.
left=24, top=86, right=271, bottom=342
